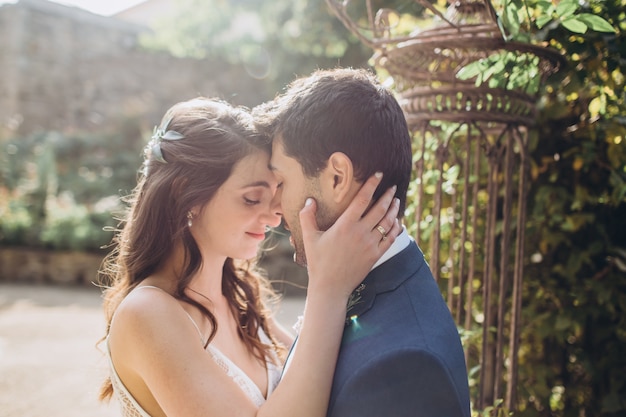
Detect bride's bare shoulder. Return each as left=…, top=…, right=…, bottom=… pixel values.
left=110, top=285, right=190, bottom=346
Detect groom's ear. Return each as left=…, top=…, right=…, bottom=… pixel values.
left=320, top=152, right=355, bottom=204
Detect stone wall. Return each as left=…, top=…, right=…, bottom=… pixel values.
left=0, top=243, right=308, bottom=296
left=0, top=0, right=272, bottom=136
left=0, top=247, right=104, bottom=285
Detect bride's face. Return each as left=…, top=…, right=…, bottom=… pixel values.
left=190, top=150, right=282, bottom=260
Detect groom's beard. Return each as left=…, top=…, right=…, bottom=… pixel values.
left=292, top=198, right=336, bottom=268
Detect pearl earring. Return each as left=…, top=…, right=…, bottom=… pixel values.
left=187, top=211, right=193, bottom=227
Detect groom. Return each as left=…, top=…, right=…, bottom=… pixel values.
left=255, top=68, right=470, bottom=417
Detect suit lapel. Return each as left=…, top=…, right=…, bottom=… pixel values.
left=282, top=242, right=427, bottom=378
left=345, top=242, right=425, bottom=324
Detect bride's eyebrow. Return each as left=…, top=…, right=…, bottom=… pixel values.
left=241, top=180, right=273, bottom=189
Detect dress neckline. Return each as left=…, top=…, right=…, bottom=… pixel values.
left=133, top=284, right=278, bottom=405
left=206, top=342, right=271, bottom=403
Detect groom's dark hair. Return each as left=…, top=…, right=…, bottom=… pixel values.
left=253, top=67, right=412, bottom=216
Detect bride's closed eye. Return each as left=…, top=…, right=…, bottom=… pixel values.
left=244, top=196, right=261, bottom=205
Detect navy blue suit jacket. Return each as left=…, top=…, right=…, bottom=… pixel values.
left=326, top=242, right=470, bottom=417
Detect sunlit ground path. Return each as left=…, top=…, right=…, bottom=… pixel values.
left=0, top=283, right=305, bottom=417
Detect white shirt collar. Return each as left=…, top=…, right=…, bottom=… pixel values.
left=371, top=226, right=412, bottom=270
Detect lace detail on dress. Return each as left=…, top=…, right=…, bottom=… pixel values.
left=179, top=290, right=281, bottom=406
left=107, top=339, right=152, bottom=417
left=206, top=339, right=281, bottom=408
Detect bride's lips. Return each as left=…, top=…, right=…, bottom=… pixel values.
left=247, top=231, right=266, bottom=240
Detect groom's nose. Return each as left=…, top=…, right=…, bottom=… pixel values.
left=270, top=188, right=283, bottom=219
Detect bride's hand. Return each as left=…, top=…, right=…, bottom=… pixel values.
left=299, top=172, right=401, bottom=301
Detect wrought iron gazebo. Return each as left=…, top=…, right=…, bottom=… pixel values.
left=326, top=0, right=564, bottom=410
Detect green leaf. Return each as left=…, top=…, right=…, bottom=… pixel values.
left=561, top=17, right=588, bottom=34
left=536, top=14, right=553, bottom=29
left=475, top=71, right=483, bottom=87
left=456, top=61, right=484, bottom=80
left=488, top=77, right=501, bottom=88
left=576, top=13, right=616, bottom=33
left=536, top=0, right=554, bottom=12
left=483, top=61, right=502, bottom=80
left=503, top=1, right=521, bottom=37
left=588, top=96, right=605, bottom=117
left=527, top=76, right=540, bottom=95
left=555, top=0, right=578, bottom=19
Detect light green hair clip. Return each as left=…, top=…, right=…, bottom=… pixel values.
left=146, top=117, right=184, bottom=165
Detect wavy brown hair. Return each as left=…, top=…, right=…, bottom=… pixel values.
left=253, top=68, right=412, bottom=217
left=98, top=98, right=284, bottom=401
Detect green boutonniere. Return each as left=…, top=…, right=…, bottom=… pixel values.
left=346, top=283, right=366, bottom=325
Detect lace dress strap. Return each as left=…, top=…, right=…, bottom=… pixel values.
left=106, top=338, right=152, bottom=417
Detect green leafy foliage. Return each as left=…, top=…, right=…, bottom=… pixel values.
left=139, top=0, right=374, bottom=98
left=378, top=0, right=625, bottom=414
left=457, top=51, right=541, bottom=94
left=522, top=123, right=626, bottom=415
left=465, top=0, right=617, bottom=99
left=495, top=0, right=615, bottom=37
left=441, top=0, right=625, bottom=415
left=0, top=120, right=144, bottom=251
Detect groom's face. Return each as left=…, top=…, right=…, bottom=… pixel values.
left=270, top=138, right=336, bottom=267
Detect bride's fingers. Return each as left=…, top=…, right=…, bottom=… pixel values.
left=371, top=197, right=401, bottom=242
left=389, top=217, right=402, bottom=238
left=361, top=182, right=398, bottom=230
left=376, top=213, right=401, bottom=249
left=338, top=172, right=384, bottom=223
left=299, top=197, right=319, bottom=244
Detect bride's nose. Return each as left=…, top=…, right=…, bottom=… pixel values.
left=262, top=191, right=283, bottom=227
